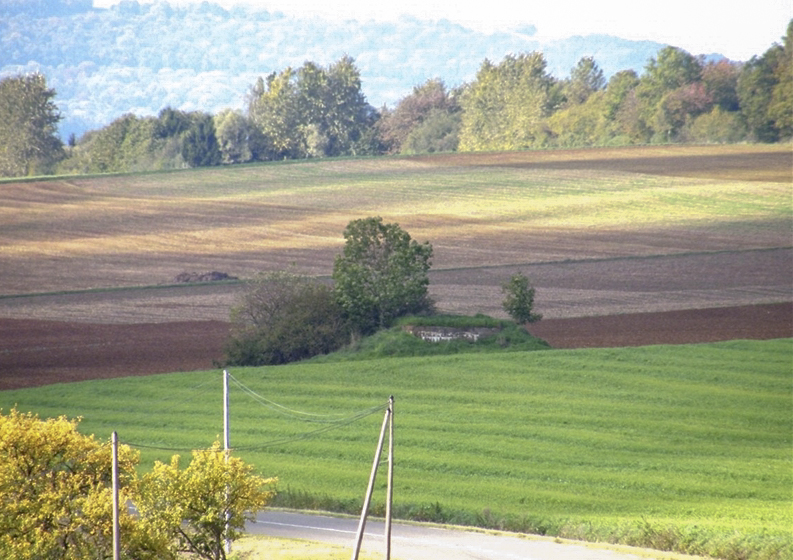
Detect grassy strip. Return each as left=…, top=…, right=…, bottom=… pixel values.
left=1, top=340, right=790, bottom=560
left=231, top=535, right=382, bottom=560
left=309, top=323, right=550, bottom=361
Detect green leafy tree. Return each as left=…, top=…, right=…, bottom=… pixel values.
left=181, top=113, right=221, bottom=167
left=247, top=68, right=303, bottom=160
left=626, top=46, right=703, bottom=142
left=401, top=107, right=461, bottom=154
left=501, top=272, right=542, bottom=325
left=564, top=56, right=606, bottom=106
left=333, top=217, right=434, bottom=335
left=459, top=52, right=558, bottom=151
left=0, top=73, right=64, bottom=177
left=642, top=46, right=702, bottom=93
left=767, top=20, right=793, bottom=139
left=214, top=109, right=255, bottom=164
left=547, top=92, right=608, bottom=147
left=225, top=271, right=349, bottom=365
left=688, top=107, right=747, bottom=143
left=247, top=57, right=377, bottom=160
left=302, top=56, right=377, bottom=157
left=137, top=442, right=276, bottom=560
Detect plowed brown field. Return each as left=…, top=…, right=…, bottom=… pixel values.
left=1, top=303, right=790, bottom=391
left=1, top=145, right=790, bottom=391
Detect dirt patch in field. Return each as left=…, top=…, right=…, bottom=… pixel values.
left=529, top=302, right=792, bottom=349
left=1, top=303, right=790, bottom=391
left=415, top=145, right=793, bottom=182
left=0, top=319, right=230, bottom=390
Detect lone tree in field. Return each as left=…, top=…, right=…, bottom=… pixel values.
left=501, top=272, right=542, bottom=325
left=333, top=216, right=434, bottom=335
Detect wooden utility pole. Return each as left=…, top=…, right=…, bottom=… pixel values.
left=385, top=396, right=394, bottom=559
left=352, top=397, right=394, bottom=560
left=112, top=431, right=120, bottom=560
left=223, top=370, right=231, bottom=555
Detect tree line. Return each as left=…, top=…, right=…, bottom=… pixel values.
left=1, top=20, right=790, bottom=178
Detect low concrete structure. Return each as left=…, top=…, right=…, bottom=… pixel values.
left=402, top=325, right=501, bottom=343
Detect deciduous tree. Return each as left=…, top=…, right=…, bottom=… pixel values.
left=333, top=217, right=434, bottom=335
left=225, top=271, right=349, bottom=365
left=377, top=78, right=459, bottom=153
left=459, top=52, right=558, bottom=151
left=0, top=409, right=167, bottom=560
left=501, top=272, right=542, bottom=325
left=137, top=442, right=276, bottom=560
left=181, top=112, right=221, bottom=167
left=0, top=73, right=64, bottom=177
left=564, top=56, right=606, bottom=106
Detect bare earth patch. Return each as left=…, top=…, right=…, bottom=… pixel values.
left=1, top=303, right=790, bottom=391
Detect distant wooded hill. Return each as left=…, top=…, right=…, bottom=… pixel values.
left=0, top=0, right=675, bottom=139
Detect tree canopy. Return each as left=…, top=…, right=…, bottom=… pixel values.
left=0, top=73, right=63, bottom=177
left=333, top=217, right=434, bottom=335
left=2, top=19, right=791, bottom=177
left=225, top=271, right=349, bottom=366
left=0, top=408, right=276, bottom=560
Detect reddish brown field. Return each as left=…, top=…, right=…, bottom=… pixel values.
left=1, top=145, right=790, bottom=391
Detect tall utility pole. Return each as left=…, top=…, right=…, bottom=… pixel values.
left=223, top=370, right=231, bottom=555
left=352, top=397, right=394, bottom=560
left=385, top=396, right=394, bottom=559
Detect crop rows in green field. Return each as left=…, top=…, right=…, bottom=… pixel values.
left=2, top=339, right=791, bottom=559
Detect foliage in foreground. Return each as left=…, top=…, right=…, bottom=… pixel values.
left=0, top=409, right=276, bottom=560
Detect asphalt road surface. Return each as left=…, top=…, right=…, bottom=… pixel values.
left=247, top=511, right=674, bottom=560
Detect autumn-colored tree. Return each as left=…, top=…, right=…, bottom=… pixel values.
left=0, top=408, right=167, bottom=560
left=137, top=443, right=276, bottom=560
left=377, top=78, right=459, bottom=153
left=0, top=409, right=276, bottom=560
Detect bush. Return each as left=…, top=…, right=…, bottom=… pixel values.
left=225, top=271, right=349, bottom=366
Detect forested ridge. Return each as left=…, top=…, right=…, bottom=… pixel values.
left=0, top=1, right=790, bottom=177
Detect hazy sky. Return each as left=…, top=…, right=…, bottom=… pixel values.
left=92, top=0, right=792, bottom=61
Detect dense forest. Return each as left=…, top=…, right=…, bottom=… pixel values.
left=0, top=18, right=790, bottom=177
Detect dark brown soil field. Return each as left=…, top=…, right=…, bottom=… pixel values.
left=1, top=303, right=790, bottom=391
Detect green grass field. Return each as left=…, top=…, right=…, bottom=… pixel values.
left=2, top=339, right=790, bottom=559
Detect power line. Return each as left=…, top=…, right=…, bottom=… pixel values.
left=228, top=373, right=384, bottom=424
left=120, top=373, right=388, bottom=452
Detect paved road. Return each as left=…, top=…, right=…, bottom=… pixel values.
left=246, top=511, right=670, bottom=560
